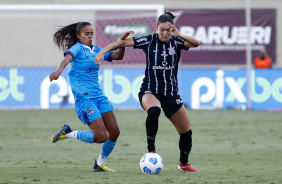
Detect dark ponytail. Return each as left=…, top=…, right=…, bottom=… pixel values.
left=53, top=22, right=92, bottom=51
left=157, top=11, right=179, bottom=25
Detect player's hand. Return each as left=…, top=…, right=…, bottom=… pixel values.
left=167, top=22, right=180, bottom=37
left=49, top=70, right=61, bottom=82
left=95, top=52, right=104, bottom=66
left=120, top=30, right=135, bottom=40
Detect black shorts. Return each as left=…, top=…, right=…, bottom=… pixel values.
left=138, top=90, right=183, bottom=118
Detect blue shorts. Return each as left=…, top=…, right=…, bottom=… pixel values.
left=75, top=96, right=114, bottom=125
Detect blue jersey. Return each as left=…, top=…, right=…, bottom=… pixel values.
left=64, top=42, right=113, bottom=100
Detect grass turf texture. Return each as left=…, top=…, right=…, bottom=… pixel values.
left=0, top=109, right=282, bottom=184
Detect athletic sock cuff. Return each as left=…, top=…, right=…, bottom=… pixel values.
left=101, top=139, right=116, bottom=157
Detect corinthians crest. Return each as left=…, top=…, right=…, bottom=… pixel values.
left=168, top=46, right=175, bottom=55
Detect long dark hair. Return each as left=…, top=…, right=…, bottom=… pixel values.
left=157, top=11, right=178, bottom=25
left=53, top=22, right=92, bottom=51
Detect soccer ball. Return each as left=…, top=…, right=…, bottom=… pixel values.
left=140, top=153, right=164, bottom=174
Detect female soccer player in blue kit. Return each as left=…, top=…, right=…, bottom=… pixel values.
left=49, top=22, right=133, bottom=172
left=95, top=11, right=200, bottom=172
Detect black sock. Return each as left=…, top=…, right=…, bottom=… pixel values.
left=146, top=106, right=161, bottom=152
left=179, top=129, right=192, bottom=164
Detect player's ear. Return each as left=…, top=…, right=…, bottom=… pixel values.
left=76, top=33, right=80, bottom=40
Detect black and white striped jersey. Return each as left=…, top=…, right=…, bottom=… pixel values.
left=133, top=33, right=189, bottom=97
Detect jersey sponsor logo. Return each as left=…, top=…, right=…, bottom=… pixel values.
left=152, top=65, right=174, bottom=70
left=87, top=108, right=94, bottom=115
left=162, top=61, right=168, bottom=66
left=168, top=46, right=176, bottom=55
left=136, top=37, right=147, bottom=43
left=176, top=99, right=183, bottom=104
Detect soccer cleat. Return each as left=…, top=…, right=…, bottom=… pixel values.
left=93, top=160, right=116, bottom=172
left=178, top=162, right=199, bottom=172
left=51, top=124, right=72, bottom=143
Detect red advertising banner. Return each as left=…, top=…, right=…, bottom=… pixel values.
left=96, top=9, right=276, bottom=65
left=175, top=9, right=276, bottom=65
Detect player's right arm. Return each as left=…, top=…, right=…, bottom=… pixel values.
left=95, top=38, right=135, bottom=65
left=49, top=54, right=73, bottom=82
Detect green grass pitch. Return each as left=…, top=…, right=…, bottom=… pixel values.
left=0, top=109, right=282, bottom=184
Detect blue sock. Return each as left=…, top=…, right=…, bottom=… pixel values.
left=77, top=130, right=94, bottom=143
left=101, top=139, right=116, bottom=157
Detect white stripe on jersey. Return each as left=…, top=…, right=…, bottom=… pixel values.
left=154, top=34, right=158, bottom=94
left=163, top=70, right=167, bottom=96
left=174, top=39, right=180, bottom=96
left=147, top=36, right=153, bottom=91
left=155, top=34, right=158, bottom=66
left=155, top=70, right=158, bottom=94
left=170, top=41, right=174, bottom=96
left=137, top=41, right=150, bottom=46
left=170, top=69, right=173, bottom=96
left=175, top=41, right=183, bottom=45
left=162, top=44, right=167, bottom=96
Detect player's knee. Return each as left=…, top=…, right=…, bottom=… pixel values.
left=94, top=132, right=108, bottom=143
left=114, top=128, right=120, bottom=139
left=147, top=106, right=161, bottom=119
left=96, top=136, right=108, bottom=143
left=109, top=128, right=120, bottom=141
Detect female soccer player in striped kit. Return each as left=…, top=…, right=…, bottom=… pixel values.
left=95, top=11, right=200, bottom=172
left=49, top=22, right=133, bottom=172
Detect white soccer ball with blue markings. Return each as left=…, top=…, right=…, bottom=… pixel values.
left=140, top=153, right=163, bottom=174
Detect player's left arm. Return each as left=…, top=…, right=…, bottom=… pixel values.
left=167, top=22, right=200, bottom=48
left=111, top=31, right=135, bottom=60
